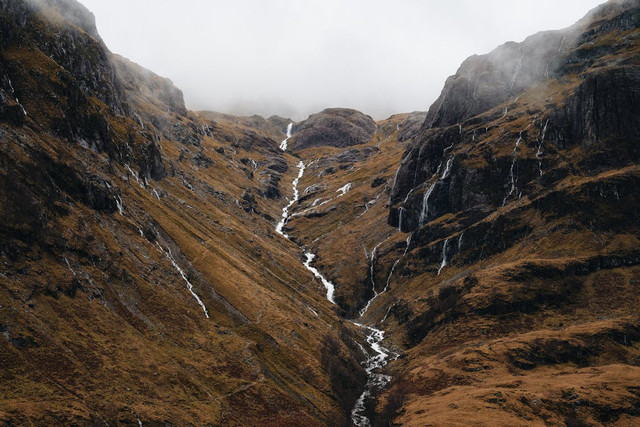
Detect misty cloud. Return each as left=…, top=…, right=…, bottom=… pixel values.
left=79, top=0, right=604, bottom=120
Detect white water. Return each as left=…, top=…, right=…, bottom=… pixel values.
left=537, top=119, right=549, bottom=176
left=457, top=232, right=464, bottom=252
left=275, top=161, right=305, bottom=238
left=270, top=157, right=398, bottom=425
left=418, top=155, right=454, bottom=227
left=303, top=252, right=336, bottom=304
left=351, top=322, right=397, bottom=427
left=384, top=234, right=412, bottom=293
left=152, top=189, right=161, bottom=200
left=390, top=147, right=417, bottom=205
left=359, top=240, right=387, bottom=317
left=157, top=243, right=210, bottom=318
left=337, top=183, right=352, bottom=196
left=306, top=305, right=319, bottom=317
left=397, top=188, right=415, bottom=232
left=389, top=165, right=402, bottom=203
left=437, top=239, right=449, bottom=275
left=290, top=180, right=353, bottom=219
left=64, top=257, right=76, bottom=276
left=279, top=123, right=293, bottom=151
left=115, top=196, right=124, bottom=215
left=16, top=98, right=27, bottom=116
left=502, top=133, right=522, bottom=207
left=125, top=164, right=145, bottom=188
left=380, top=301, right=398, bottom=324
left=509, top=54, right=524, bottom=92
left=274, top=161, right=336, bottom=304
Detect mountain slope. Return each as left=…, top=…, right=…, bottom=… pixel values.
left=1, top=0, right=640, bottom=426
left=0, top=1, right=366, bottom=425
left=372, top=1, right=640, bottom=425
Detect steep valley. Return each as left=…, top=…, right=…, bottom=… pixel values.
left=2, top=0, right=640, bottom=426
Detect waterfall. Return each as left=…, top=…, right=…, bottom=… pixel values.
left=276, top=161, right=305, bottom=237
left=279, top=123, right=293, bottom=151
left=157, top=243, right=210, bottom=318
left=437, top=239, right=449, bottom=276
left=502, top=133, right=522, bottom=207
left=419, top=156, right=454, bottom=227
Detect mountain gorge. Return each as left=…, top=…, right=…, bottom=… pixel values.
left=1, top=0, right=640, bottom=426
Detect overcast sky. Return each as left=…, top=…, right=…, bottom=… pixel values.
left=78, top=0, right=605, bottom=120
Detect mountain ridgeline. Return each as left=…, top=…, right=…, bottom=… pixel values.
left=1, top=0, right=640, bottom=426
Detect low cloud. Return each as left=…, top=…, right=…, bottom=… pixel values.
left=80, top=0, right=604, bottom=120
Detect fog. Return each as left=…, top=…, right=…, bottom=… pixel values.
left=78, top=0, right=604, bottom=120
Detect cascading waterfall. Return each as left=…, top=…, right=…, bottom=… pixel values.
left=418, top=155, right=454, bottom=227
left=274, top=157, right=400, bottom=425
left=125, top=164, right=145, bottom=189
left=380, top=301, right=398, bottom=324
left=279, top=123, right=293, bottom=151
left=115, top=196, right=124, bottom=215
left=359, top=240, right=388, bottom=317
left=398, top=207, right=405, bottom=232
left=157, top=242, right=210, bottom=318
left=350, top=323, right=396, bottom=427
left=389, top=165, right=402, bottom=204
left=350, top=232, right=414, bottom=425
left=397, top=188, right=415, bottom=232
left=383, top=234, right=412, bottom=297
left=537, top=119, right=549, bottom=176
left=509, top=54, right=524, bottom=92
left=502, top=132, right=523, bottom=207
left=303, top=252, right=336, bottom=304
left=276, top=161, right=305, bottom=237
left=437, top=238, right=450, bottom=275
left=275, top=161, right=337, bottom=304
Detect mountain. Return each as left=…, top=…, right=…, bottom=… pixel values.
left=1, top=0, right=639, bottom=426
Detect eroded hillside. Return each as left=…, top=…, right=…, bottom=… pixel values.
left=1, top=0, right=640, bottom=426
left=0, top=1, right=367, bottom=425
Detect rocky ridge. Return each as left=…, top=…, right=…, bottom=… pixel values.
left=1, top=0, right=640, bottom=426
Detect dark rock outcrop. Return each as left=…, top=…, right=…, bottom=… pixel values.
left=291, top=108, right=377, bottom=149
left=389, top=0, right=640, bottom=234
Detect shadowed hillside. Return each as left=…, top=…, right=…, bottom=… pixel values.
left=1, top=0, right=640, bottom=426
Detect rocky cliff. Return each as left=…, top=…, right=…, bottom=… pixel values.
left=363, top=1, right=640, bottom=424
left=1, top=0, right=640, bottom=426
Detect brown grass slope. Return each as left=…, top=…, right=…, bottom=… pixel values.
left=371, top=1, right=640, bottom=425
left=0, top=1, right=366, bottom=425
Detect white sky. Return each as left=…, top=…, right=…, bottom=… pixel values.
left=78, top=0, right=605, bottom=120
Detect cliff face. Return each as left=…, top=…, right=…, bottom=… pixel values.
left=363, top=1, right=640, bottom=424
left=390, top=0, right=640, bottom=234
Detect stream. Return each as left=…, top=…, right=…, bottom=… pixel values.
left=274, top=136, right=397, bottom=426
